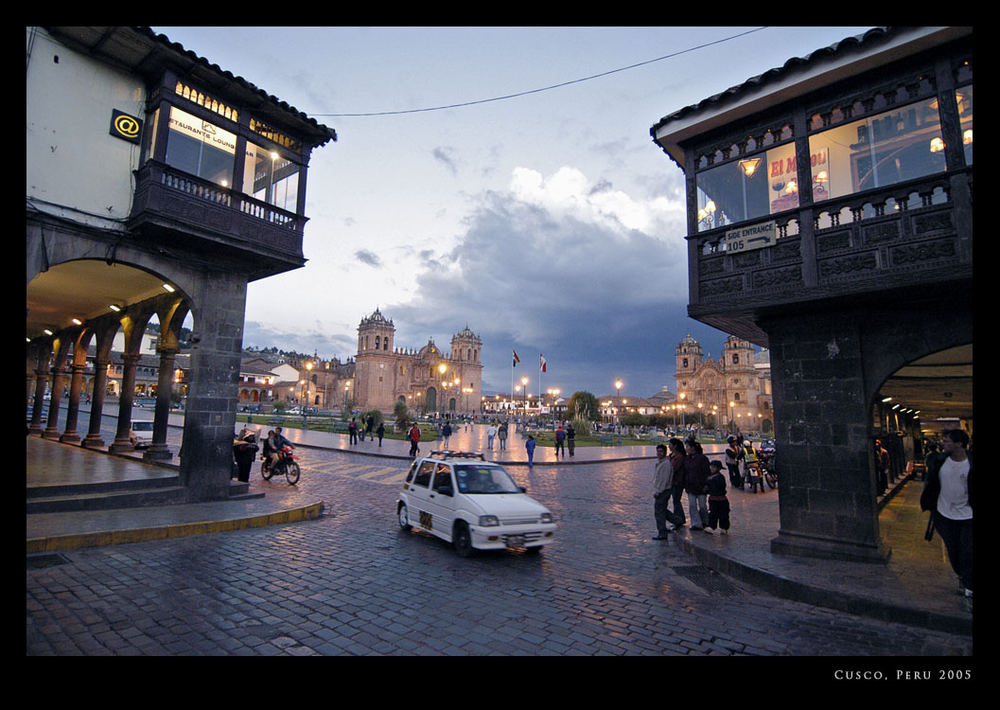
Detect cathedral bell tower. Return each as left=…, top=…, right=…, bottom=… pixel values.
left=675, top=334, right=703, bottom=377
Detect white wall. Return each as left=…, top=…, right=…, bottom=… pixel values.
left=26, top=27, right=146, bottom=228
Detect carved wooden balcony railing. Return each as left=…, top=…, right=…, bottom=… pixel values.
left=129, top=160, right=306, bottom=269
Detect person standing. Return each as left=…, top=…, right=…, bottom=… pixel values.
left=566, top=423, right=576, bottom=457
left=525, top=435, right=536, bottom=467
left=554, top=423, right=566, bottom=456
left=365, top=414, right=374, bottom=442
left=408, top=422, right=421, bottom=457
left=652, top=444, right=684, bottom=539
left=376, top=421, right=385, bottom=447
left=725, top=436, right=743, bottom=489
left=920, top=429, right=973, bottom=607
left=705, top=460, right=730, bottom=534
left=498, top=421, right=508, bottom=451
left=683, top=438, right=711, bottom=530
left=233, top=430, right=258, bottom=483
left=667, top=438, right=687, bottom=527
left=442, top=420, right=452, bottom=449
left=487, top=422, right=497, bottom=450
left=348, top=417, right=358, bottom=445
left=875, top=439, right=890, bottom=494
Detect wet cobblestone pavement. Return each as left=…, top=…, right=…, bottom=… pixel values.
left=27, top=444, right=974, bottom=660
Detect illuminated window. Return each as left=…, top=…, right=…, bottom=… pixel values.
left=163, top=106, right=236, bottom=185
left=808, top=96, right=946, bottom=201
left=243, top=141, right=299, bottom=212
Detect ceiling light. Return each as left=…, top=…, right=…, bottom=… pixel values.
left=43, top=329, right=53, bottom=336
left=71, top=318, right=82, bottom=325
left=109, top=304, right=122, bottom=312
left=162, top=283, right=175, bottom=293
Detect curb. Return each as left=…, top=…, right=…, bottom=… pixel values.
left=26, top=501, right=326, bottom=554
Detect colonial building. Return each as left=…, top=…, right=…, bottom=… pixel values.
left=650, top=27, right=972, bottom=562
left=674, top=334, right=773, bottom=434
left=353, top=309, right=483, bottom=416
left=26, top=27, right=335, bottom=499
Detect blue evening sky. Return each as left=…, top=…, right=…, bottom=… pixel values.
left=154, top=26, right=873, bottom=399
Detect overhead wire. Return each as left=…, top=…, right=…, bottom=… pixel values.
left=313, top=27, right=768, bottom=118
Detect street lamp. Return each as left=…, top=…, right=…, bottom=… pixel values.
left=729, top=401, right=736, bottom=434
left=521, top=376, right=529, bottom=413
left=614, top=379, right=623, bottom=426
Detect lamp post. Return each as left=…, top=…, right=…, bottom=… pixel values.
left=521, top=376, right=529, bottom=414
left=729, top=400, right=736, bottom=434
left=614, top=379, right=623, bottom=427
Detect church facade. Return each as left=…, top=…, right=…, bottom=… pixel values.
left=674, top=334, right=773, bottom=435
left=353, top=309, right=483, bottom=416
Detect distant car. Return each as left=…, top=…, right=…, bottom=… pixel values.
left=130, top=419, right=154, bottom=448
left=397, top=451, right=556, bottom=556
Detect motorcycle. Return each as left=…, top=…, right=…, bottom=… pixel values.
left=758, top=450, right=778, bottom=489
left=262, top=445, right=300, bottom=485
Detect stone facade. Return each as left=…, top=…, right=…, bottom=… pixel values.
left=353, top=309, right=483, bottom=415
left=674, top=334, right=773, bottom=434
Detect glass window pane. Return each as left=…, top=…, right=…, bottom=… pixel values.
left=696, top=143, right=798, bottom=231
left=244, top=141, right=300, bottom=212
left=164, top=106, right=236, bottom=186
left=808, top=97, right=946, bottom=202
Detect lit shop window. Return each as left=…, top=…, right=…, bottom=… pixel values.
left=163, top=106, right=236, bottom=186
left=807, top=96, right=946, bottom=202
left=244, top=141, right=299, bottom=212
left=695, top=142, right=804, bottom=231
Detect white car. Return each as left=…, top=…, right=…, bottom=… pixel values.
left=397, top=451, right=556, bottom=556
left=130, top=419, right=154, bottom=448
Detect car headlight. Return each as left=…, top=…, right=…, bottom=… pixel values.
left=478, top=515, right=500, bottom=527
left=540, top=513, right=553, bottom=524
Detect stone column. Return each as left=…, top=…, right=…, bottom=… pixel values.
left=764, top=311, right=888, bottom=563
left=82, top=357, right=110, bottom=448
left=59, top=361, right=86, bottom=444
left=144, top=348, right=177, bottom=461
left=42, top=356, right=70, bottom=440
left=109, top=353, right=140, bottom=454
left=28, top=363, right=49, bottom=435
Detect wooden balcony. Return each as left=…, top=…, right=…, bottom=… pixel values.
left=128, top=160, right=307, bottom=279
left=688, top=170, right=973, bottom=344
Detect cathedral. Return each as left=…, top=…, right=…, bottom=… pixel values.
left=353, top=309, right=483, bottom=416
left=674, top=334, right=773, bottom=435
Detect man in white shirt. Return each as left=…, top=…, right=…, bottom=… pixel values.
left=920, top=429, right=973, bottom=606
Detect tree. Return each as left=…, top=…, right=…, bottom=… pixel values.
left=567, top=391, right=600, bottom=421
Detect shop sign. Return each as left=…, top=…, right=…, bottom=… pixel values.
left=725, top=220, right=776, bottom=253
left=109, top=109, right=143, bottom=144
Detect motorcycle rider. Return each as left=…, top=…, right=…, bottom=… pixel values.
left=268, top=427, right=294, bottom=470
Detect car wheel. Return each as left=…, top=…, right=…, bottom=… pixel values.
left=452, top=521, right=474, bottom=557
left=398, top=503, right=411, bottom=531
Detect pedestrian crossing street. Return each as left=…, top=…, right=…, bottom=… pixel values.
left=300, top=457, right=410, bottom=486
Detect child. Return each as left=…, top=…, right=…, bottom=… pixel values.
left=706, top=460, right=730, bottom=534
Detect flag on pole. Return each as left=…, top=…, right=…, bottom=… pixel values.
left=540, top=354, right=547, bottom=372
left=512, top=350, right=520, bottom=367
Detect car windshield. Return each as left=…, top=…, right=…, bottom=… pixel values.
left=454, top=464, right=521, bottom=494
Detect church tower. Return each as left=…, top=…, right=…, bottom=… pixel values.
left=722, top=335, right=753, bottom=373
left=355, top=308, right=397, bottom=411
left=675, top=333, right=703, bottom=377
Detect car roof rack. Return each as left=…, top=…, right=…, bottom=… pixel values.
left=428, top=450, right=486, bottom=460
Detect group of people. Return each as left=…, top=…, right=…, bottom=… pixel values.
left=348, top=414, right=385, bottom=446
left=484, top=421, right=509, bottom=450
left=653, top=437, right=732, bottom=539
left=724, top=435, right=769, bottom=493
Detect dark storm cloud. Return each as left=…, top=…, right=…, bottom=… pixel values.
left=381, top=187, right=726, bottom=396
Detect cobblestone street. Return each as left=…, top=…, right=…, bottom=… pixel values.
left=26, top=447, right=973, bottom=659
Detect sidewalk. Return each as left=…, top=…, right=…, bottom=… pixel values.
left=26, top=421, right=972, bottom=636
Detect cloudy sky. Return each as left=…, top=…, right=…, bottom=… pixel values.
left=155, top=26, right=872, bottom=398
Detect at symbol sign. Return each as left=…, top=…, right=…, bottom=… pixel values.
left=114, top=114, right=140, bottom=138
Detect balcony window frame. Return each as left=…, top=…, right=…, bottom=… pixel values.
left=142, top=71, right=310, bottom=218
